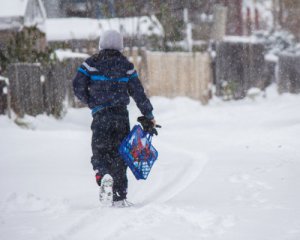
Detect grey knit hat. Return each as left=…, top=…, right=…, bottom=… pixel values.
left=99, top=30, right=124, bottom=51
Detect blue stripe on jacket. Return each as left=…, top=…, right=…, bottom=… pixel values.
left=91, top=102, right=112, bottom=115
left=73, top=51, right=153, bottom=118
left=129, top=73, right=138, bottom=79
left=78, top=68, right=138, bottom=83
left=78, top=67, right=90, bottom=76
left=91, top=75, right=129, bottom=82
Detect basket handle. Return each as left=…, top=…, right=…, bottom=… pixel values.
left=146, top=133, right=152, bottom=142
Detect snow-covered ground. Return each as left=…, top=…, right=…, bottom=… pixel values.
left=0, top=86, right=299, bottom=240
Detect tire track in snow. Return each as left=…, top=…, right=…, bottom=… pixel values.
left=49, top=139, right=209, bottom=240
left=49, top=204, right=235, bottom=240
left=135, top=141, right=208, bottom=203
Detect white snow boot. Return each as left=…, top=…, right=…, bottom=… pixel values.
left=99, top=174, right=113, bottom=206
left=112, top=199, right=134, bottom=208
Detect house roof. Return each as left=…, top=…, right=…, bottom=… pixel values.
left=46, top=16, right=164, bottom=42
left=46, top=18, right=99, bottom=41
left=100, top=15, right=164, bottom=37
left=0, top=0, right=46, bottom=31
left=0, top=0, right=28, bottom=18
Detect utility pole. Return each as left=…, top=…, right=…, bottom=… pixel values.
left=272, top=0, right=283, bottom=30
left=184, top=8, right=193, bottom=52
left=211, top=4, right=227, bottom=41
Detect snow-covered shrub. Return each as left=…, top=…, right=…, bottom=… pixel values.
left=254, top=30, right=296, bottom=56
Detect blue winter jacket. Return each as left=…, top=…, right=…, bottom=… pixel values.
left=72, top=50, right=154, bottom=119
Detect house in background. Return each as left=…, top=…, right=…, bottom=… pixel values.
left=46, top=16, right=164, bottom=53
left=42, top=0, right=63, bottom=18
left=0, top=0, right=47, bottom=52
left=42, top=0, right=114, bottom=19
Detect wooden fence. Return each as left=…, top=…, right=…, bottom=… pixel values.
left=215, top=40, right=267, bottom=99
left=43, top=58, right=84, bottom=116
left=7, top=59, right=85, bottom=118
left=8, top=63, right=44, bottom=117
left=125, top=49, right=213, bottom=104
left=278, top=53, right=300, bottom=94
left=3, top=50, right=213, bottom=117
left=4, top=46, right=299, bottom=118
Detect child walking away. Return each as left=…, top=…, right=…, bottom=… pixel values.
left=72, top=30, right=157, bottom=207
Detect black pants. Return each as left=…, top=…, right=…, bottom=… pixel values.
left=91, top=106, right=130, bottom=201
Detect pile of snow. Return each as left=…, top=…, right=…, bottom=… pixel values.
left=54, top=49, right=90, bottom=61
left=253, top=30, right=297, bottom=62
left=0, top=85, right=300, bottom=240
left=223, top=35, right=262, bottom=44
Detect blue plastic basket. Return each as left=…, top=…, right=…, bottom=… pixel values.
left=119, top=125, right=158, bottom=180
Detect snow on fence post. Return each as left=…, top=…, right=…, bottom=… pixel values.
left=278, top=53, right=300, bottom=94
left=8, top=63, right=44, bottom=117
left=216, top=39, right=266, bottom=100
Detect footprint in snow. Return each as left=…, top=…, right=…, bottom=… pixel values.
left=229, top=173, right=272, bottom=207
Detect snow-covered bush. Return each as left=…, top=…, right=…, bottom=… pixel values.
left=254, top=30, right=296, bottom=56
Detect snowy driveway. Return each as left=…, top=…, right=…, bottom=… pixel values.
left=1, top=88, right=300, bottom=240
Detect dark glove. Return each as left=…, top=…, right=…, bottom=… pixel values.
left=137, top=116, right=161, bottom=136
left=95, top=172, right=102, bottom=186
